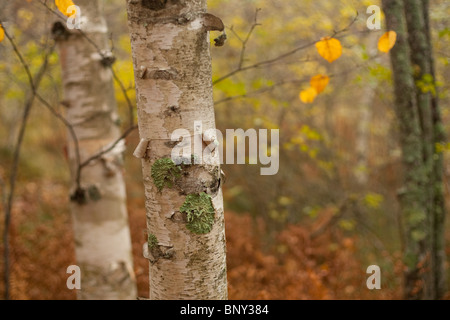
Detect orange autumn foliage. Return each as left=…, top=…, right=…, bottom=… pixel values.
left=0, top=180, right=405, bottom=300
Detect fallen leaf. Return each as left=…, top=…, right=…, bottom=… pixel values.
left=0, top=25, right=4, bottom=43
left=299, top=87, right=318, bottom=104
left=315, top=37, right=342, bottom=63
left=378, top=31, right=397, bottom=53
left=310, top=74, right=330, bottom=94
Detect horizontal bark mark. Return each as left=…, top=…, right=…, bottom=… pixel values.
left=146, top=68, right=179, bottom=80
left=142, top=0, right=168, bottom=11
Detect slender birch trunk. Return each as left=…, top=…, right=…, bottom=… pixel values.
left=53, top=0, right=137, bottom=299
left=125, top=0, right=228, bottom=299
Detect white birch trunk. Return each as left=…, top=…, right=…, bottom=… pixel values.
left=54, top=0, right=137, bottom=300
left=126, top=0, right=228, bottom=299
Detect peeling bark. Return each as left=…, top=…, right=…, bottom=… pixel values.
left=126, top=0, right=228, bottom=299
left=55, top=0, right=137, bottom=299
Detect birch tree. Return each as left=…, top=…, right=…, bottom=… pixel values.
left=53, top=0, right=137, bottom=299
left=125, top=0, right=228, bottom=299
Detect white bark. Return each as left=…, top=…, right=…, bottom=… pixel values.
left=55, top=0, right=137, bottom=300
left=126, top=0, right=228, bottom=299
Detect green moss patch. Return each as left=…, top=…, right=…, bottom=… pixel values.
left=151, top=158, right=182, bottom=192
left=180, top=192, right=215, bottom=234
left=147, top=233, right=158, bottom=249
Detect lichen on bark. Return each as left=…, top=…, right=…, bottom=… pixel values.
left=151, top=158, right=182, bottom=191
left=180, top=192, right=215, bottom=234
left=147, top=233, right=158, bottom=249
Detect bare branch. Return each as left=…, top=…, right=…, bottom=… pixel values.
left=213, top=12, right=360, bottom=86
left=214, top=78, right=309, bottom=105
left=34, top=93, right=82, bottom=186
left=111, top=67, right=135, bottom=128
left=214, top=49, right=380, bottom=106
left=79, top=125, right=138, bottom=170
left=237, top=8, right=261, bottom=69
left=2, top=28, right=54, bottom=300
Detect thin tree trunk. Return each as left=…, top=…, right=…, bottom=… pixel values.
left=422, top=0, right=448, bottom=299
left=404, top=0, right=435, bottom=299
left=126, top=0, right=228, bottom=299
left=382, top=0, right=431, bottom=299
left=54, top=0, right=137, bottom=299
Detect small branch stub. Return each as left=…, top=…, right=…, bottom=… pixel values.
left=100, top=51, right=116, bottom=67
left=51, top=21, right=70, bottom=41
left=201, top=13, right=224, bottom=32
left=138, top=66, right=148, bottom=79
left=133, top=138, right=150, bottom=158
left=214, top=32, right=227, bottom=47
left=220, top=169, right=226, bottom=186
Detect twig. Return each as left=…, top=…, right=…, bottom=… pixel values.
left=236, top=8, right=261, bottom=69
left=214, top=78, right=309, bottom=105
left=2, top=28, right=54, bottom=300
left=213, top=55, right=376, bottom=106
left=213, top=39, right=317, bottom=86
left=213, top=12, right=359, bottom=86
left=79, top=125, right=138, bottom=170
left=34, top=93, right=82, bottom=186
left=111, top=68, right=135, bottom=128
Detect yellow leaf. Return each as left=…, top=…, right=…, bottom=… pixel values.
left=299, top=87, right=318, bottom=104
left=0, top=25, right=4, bottom=43
left=378, top=31, right=397, bottom=53
left=55, top=0, right=76, bottom=17
left=310, top=74, right=330, bottom=94
left=315, top=37, right=342, bottom=63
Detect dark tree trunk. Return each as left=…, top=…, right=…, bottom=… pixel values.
left=382, top=0, right=431, bottom=299
left=421, top=0, right=448, bottom=299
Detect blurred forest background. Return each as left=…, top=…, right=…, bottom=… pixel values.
left=0, top=0, right=450, bottom=299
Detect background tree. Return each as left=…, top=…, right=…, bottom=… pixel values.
left=53, top=0, right=137, bottom=299
left=383, top=0, right=447, bottom=299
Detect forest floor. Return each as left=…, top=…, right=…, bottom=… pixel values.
left=0, top=179, right=448, bottom=300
